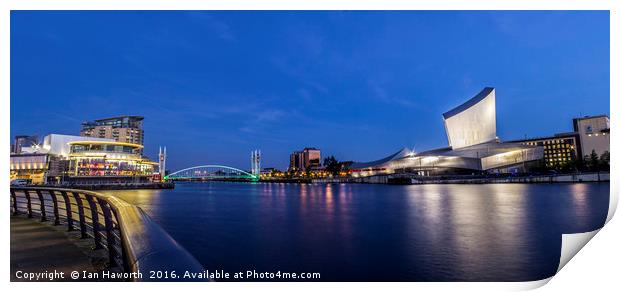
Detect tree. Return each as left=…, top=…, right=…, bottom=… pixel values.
left=559, top=160, right=575, bottom=174
left=600, top=151, right=610, bottom=171
left=588, top=149, right=599, bottom=171
left=323, top=155, right=342, bottom=176
left=574, top=158, right=586, bottom=172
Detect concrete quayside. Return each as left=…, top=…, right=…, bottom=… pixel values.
left=9, top=186, right=205, bottom=282
left=311, top=172, right=610, bottom=184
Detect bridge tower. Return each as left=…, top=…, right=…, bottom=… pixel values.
left=251, top=149, right=261, bottom=177
left=159, top=146, right=167, bottom=177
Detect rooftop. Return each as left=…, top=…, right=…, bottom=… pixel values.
left=572, top=114, right=609, bottom=121
left=93, top=115, right=144, bottom=122
left=350, top=148, right=413, bottom=169
left=442, top=87, right=495, bottom=120
left=67, top=140, right=144, bottom=149
left=504, top=132, right=579, bottom=143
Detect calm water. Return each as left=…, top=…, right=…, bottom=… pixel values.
left=103, top=182, right=609, bottom=281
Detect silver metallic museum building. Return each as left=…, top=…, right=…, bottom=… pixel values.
left=350, top=87, right=544, bottom=177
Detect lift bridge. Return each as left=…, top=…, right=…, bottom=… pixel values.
left=164, top=165, right=258, bottom=182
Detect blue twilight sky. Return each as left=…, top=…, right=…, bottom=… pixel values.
left=11, top=11, right=609, bottom=171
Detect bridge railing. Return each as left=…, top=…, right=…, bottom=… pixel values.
left=10, top=186, right=205, bottom=281
left=165, top=165, right=259, bottom=181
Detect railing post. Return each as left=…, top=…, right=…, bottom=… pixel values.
left=98, top=198, right=119, bottom=267
left=10, top=189, right=18, bottom=215
left=60, top=191, right=74, bottom=231
left=35, top=190, right=47, bottom=222
left=48, top=190, right=61, bottom=225
left=86, top=195, right=103, bottom=250
left=72, top=192, right=88, bottom=239
left=24, top=190, right=33, bottom=218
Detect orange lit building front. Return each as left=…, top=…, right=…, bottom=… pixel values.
left=67, top=141, right=157, bottom=182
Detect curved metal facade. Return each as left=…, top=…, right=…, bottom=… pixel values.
left=350, top=87, right=544, bottom=177
left=443, top=87, right=497, bottom=149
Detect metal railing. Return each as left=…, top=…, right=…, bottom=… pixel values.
left=10, top=186, right=205, bottom=281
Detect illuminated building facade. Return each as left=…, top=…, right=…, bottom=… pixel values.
left=289, top=147, right=321, bottom=172
left=66, top=141, right=157, bottom=181
left=42, top=134, right=113, bottom=157
left=443, top=87, right=497, bottom=149
left=351, top=87, right=544, bottom=177
left=80, top=116, right=144, bottom=146
left=11, top=116, right=159, bottom=184
left=508, top=133, right=580, bottom=168
left=10, top=134, right=113, bottom=184
left=289, top=151, right=303, bottom=171
left=573, top=115, right=610, bottom=159
left=10, top=154, right=53, bottom=184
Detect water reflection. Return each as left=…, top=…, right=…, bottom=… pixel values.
left=105, top=189, right=165, bottom=217
left=104, top=182, right=609, bottom=281
left=325, top=183, right=334, bottom=217
left=569, top=184, right=590, bottom=224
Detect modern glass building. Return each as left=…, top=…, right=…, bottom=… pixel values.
left=66, top=141, right=157, bottom=181
left=10, top=134, right=113, bottom=184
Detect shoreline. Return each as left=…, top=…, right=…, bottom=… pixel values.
left=14, top=172, right=609, bottom=189
left=272, top=172, right=611, bottom=185
left=16, top=182, right=176, bottom=190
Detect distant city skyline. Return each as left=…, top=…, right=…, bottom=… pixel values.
left=11, top=11, right=610, bottom=170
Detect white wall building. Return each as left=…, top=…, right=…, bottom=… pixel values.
left=351, top=87, right=544, bottom=177
left=443, top=87, right=497, bottom=149
left=42, top=134, right=114, bottom=157
left=573, top=115, right=610, bottom=159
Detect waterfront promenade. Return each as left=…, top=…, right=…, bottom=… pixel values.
left=10, top=216, right=101, bottom=281
left=10, top=186, right=206, bottom=282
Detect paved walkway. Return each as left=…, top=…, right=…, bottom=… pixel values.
left=10, top=216, right=97, bottom=281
